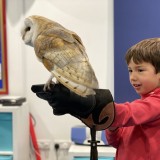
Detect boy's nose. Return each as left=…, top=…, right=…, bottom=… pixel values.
left=130, top=72, right=138, bottom=81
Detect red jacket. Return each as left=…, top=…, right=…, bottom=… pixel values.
left=105, top=88, right=160, bottom=160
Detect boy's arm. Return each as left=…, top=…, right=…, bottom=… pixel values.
left=108, top=127, right=119, bottom=131
left=105, top=127, right=123, bottom=148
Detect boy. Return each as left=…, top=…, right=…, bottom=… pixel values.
left=106, top=38, right=160, bottom=160
left=32, top=38, right=160, bottom=160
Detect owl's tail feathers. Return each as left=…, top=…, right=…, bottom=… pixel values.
left=64, top=80, right=96, bottom=97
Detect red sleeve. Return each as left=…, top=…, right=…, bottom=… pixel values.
left=105, top=128, right=123, bottom=148
left=111, top=94, right=160, bottom=127
left=105, top=93, right=160, bottom=148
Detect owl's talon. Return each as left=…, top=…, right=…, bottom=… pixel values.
left=43, top=81, right=55, bottom=91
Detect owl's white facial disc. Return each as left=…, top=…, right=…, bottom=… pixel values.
left=21, top=18, right=34, bottom=46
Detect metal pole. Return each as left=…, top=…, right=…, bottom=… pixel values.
left=88, top=125, right=100, bottom=160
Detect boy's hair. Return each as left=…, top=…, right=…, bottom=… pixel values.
left=125, top=38, right=160, bottom=73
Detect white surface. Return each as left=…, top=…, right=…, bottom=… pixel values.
left=0, top=96, right=24, bottom=100
left=0, top=151, right=13, bottom=155
left=68, top=144, right=116, bottom=159
left=0, top=102, right=29, bottom=160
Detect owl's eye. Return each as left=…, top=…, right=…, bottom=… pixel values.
left=25, top=26, right=31, bottom=32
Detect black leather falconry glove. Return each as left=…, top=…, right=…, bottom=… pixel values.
left=31, top=83, right=115, bottom=130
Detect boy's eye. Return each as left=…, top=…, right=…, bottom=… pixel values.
left=138, top=69, right=144, bottom=72
left=128, top=69, right=132, bottom=73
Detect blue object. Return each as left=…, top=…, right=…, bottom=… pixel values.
left=73, top=157, right=114, bottom=160
left=0, top=156, right=13, bottom=160
left=101, top=130, right=107, bottom=144
left=114, top=0, right=160, bottom=102
left=71, top=126, right=86, bottom=144
left=71, top=126, right=108, bottom=145
left=0, top=113, right=13, bottom=151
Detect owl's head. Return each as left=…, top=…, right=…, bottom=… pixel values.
left=21, top=15, right=48, bottom=47
left=21, top=15, right=64, bottom=47
left=21, top=16, right=36, bottom=46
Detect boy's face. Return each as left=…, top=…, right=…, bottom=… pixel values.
left=128, top=59, right=160, bottom=95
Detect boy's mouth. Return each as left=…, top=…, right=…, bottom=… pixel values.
left=133, top=84, right=141, bottom=89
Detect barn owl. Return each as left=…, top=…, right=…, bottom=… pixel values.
left=21, top=15, right=99, bottom=97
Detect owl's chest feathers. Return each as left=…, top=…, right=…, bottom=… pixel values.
left=39, top=47, right=64, bottom=72
left=42, top=57, right=54, bottom=71
left=34, top=36, right=75, bottom=71
left=35, top=36, right=65, bottom=58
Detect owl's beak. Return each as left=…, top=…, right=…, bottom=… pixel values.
left=22, top=34, right=25, bottom=40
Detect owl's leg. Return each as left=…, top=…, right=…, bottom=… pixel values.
left=43, top=75, right=55, bottom=91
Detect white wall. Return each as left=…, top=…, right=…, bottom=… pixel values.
left=6, top=0, right=114, bottom=159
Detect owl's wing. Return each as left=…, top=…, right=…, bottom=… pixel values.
left=34, top=27, right=99, bottom=96
left=43, top=27, right=89, bottom=59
